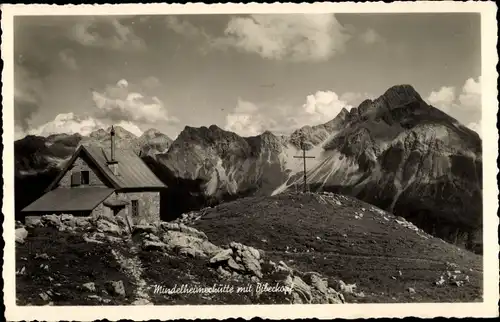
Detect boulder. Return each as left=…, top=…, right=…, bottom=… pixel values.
left=115, top=215, right=132, bottom=233
left=230, top=242, right=262, bottom=278
left=162, top=230, right=221, bottom=258
left=216, top=266, right=233, bottom=279
left=143, top=240, right=168, bottom=251
left=82, top=282, right=96, bottom=292
left=178, top=247, right=205, bottom=258
left=15, top=227, right=28, bottom=244
left=159, top=222, right=208, bottom=240
left=133, top=224, right=158, bottom=236
left=283, top=275, right=312, bottom=304
left=227, top=258, right=245, bottom=272
left=277, top=261, right=293, bottom=275
left=96, top=220, right=122, bottom=236
left=75, top=217, right=91, bottom=228
left=106, top=280, right=126, bottom=297
left=25, top=216, right=42, bottom=228
left=39, top=292, right=50, bottom=301
left=41, top=214, right=62, bottom=228
left=60, top=214, right=76, bottom=227
left=210, top=249, right=233, bottom=264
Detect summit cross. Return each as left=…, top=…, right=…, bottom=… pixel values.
left=293, top=141, right=316, bottom=193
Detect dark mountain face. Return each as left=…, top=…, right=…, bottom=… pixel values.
left=282, top=85, right=482, bottom=252
left=13, top=85, right=483, bottom=253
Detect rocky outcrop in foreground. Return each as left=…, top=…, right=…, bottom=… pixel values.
left=17, top=213, right=346, bottom=305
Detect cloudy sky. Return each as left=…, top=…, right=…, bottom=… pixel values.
left=14, top=13, right=481, bottom=140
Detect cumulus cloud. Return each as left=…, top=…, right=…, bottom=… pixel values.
left=23, top=77, right=178, bottom=139
left=225, top=99, right=277, bottom=137
left=91, top=79, right=179, bottom=125
left=459, top=76, right=481, bottom=109
left=426, top=76, right=482, bottom=135
left=70, top=17, right=145, bottom=51
left=427, top=86, right=456, bottom=113
left=27, top=113, right=146, bottom=138
left=28, top=113, right=106, bottom=137
left=165, top=14, right=350, bottom=62
left=220, top=14, right=350, bottom=62
left=302, top=91, right=353, bottom=125
left=225, top=90, right=357, bottom=137
left=359, top=28, right=385, bottom=45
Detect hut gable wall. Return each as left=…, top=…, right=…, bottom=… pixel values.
left=58, top=155, right=109, bottom=188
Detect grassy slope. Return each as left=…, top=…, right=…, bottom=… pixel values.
left=16, top=192, right=482, bottom=305
left=16, top=227, right=136, bottom=305
left=192, top=192, right=483, bottom=303
left=16, top=228, right=290, bottom=305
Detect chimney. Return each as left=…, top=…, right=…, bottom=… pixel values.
left=108, top=125, right=119, bottom=175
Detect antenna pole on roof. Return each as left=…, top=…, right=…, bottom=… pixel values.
left=110, top=125, right=115, bottom=162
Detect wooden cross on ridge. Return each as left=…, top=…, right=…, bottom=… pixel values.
left=293, top=140, right=316, bottom=193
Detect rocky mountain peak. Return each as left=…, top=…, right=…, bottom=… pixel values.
left=379, top=84, right=423, bottom=109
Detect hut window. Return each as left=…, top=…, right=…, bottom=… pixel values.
left=71, top=172, right=81, bottom=186
left=131, top=200, right=139, bottom=217
left=81, top=171, right=90, bottom=185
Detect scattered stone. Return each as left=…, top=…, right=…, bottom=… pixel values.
left=61, top=214, right=76, bottom=227
left=159, top=222, right=208, bottom=239
left=41, top=214, right=62, bottom=228
left=332, top=280, right=357, bottom=294
left=162, top=230, right=221, bottom=258
left=216, top=266, right=232, bottom=279
left=96, top=220, right=122, bottom=236
left=210, top=249, right=233, bottom=264
left=83, top=234, right=104, bottom=244
left=35, top=253, right=50, bottom=260
left=16, top=266, right=26, bottom=276
left=284, top=275, right=312, bottom=304
left=230, top=242, right=262, bottom=278
left=39, top=292, right=50, bottom=301
left=277, top=261, right=293, bottom=275
left=408, top=287, right=416, bottom=294
left=15, top=227, right=28, bottom=244
left=106, top=280, right=126, bottom=297
left=179, top=247, right=205, bottom=258
left=106, top=235, right=123, bottom=243
left=132, top=298, right=152, bottom=305
left=143, top=240, right=168, bottom=251
left=82, top=282, right=96, bottom=292
left=133, top=224, right=158, bottom=235
left=75, top=217, right=91, bottom=228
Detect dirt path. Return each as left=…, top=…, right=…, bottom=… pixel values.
left=111, top=242, right=152, bottom=305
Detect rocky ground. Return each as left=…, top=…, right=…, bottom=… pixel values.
left=15, top=192, right=482, bottom=305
